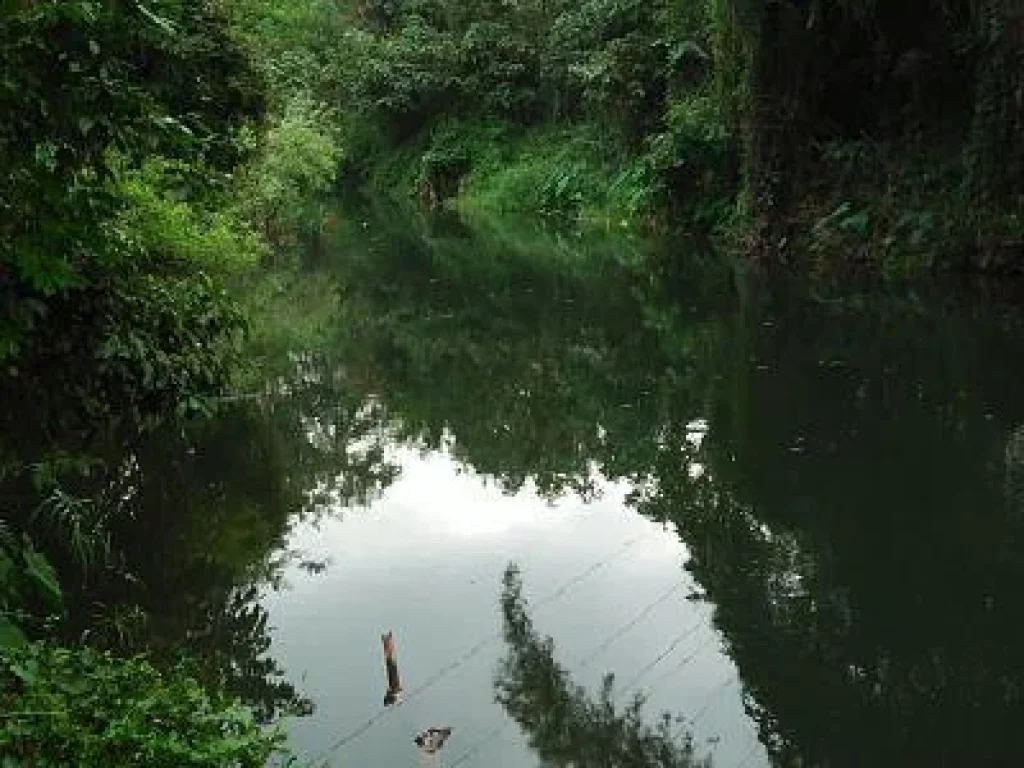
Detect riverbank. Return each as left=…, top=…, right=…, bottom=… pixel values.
left=320, top=0, right=1023, bottom=279
left=359, top=119, right=1022, bottom=279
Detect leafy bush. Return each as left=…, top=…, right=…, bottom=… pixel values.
left=346, top=18, right=463, bottom=139
left=1, top=270, right=245, bottom=446
left=117, top=160, right=269, bottom=274
left=460, top=126, right=654, bottom=224
left=235, top=95, right=342, bottom=249
left=550, top=0, right=669, bottom=139
left=317, top=0, right=727, bottom=222
left=460, top=21, right=541, bottom=121
left=1, top=0, right=280, bottom=421
left=414, top=120, right=509, bottom=203
left=795, top=140, right=1024, bottom=277
left=230, top=0, right=349, bottom=103
left=0, top=533, right=62, bottom=650
left=645, top=94, right=738, bottom=224
left=0, top=644, right=290, bottom=767
left=92, top=274, right=246, bottom=422
left=0, top=0, right=264, bottom=300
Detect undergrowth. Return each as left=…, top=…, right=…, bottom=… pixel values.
left=790, top=139, right=1024, bottom=280
left=458, top=125, right=654, bottom=227
left=367, top=121, right=657, bottom=228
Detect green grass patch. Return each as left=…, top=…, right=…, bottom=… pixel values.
left=362, top=120, right=657, bottom=229
left=458, top=125, right=655, bottom=228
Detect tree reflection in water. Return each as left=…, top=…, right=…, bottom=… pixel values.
left=496, top=564, right=712, bottom=768
left=324, top=205, right=1024, bottom=765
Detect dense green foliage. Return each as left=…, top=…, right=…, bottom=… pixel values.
left=0, top=0, right=325, bottom=760
left=0, top=531, right=62, bottom=650
left=0, top=0, right=266, bottom=479
left=2, top=0, right=1024, bottom=761
left=234, top=96, right=341, bottom=251
left=733, top=0, right=1023, bottom=270
left=1, top=644, right=287, bottom=766
left=0, top=0, right=264, bottom=353
left=234, top=0, right=1022, bottom=267
left=318, top=0, right=736, bottom=225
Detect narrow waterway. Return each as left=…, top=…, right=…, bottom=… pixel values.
left=85, top=202, right=1024, bottom=767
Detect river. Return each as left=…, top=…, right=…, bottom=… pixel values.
left=80, top=201, right=1024, bottom=767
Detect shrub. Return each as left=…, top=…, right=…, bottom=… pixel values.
left=235, top=95, right=342, bottom=249
left=0, top=644, right=290, bottom=767
left=644, top=94, right=738, bottom=224
left=116, top=160, right=269, bottom=275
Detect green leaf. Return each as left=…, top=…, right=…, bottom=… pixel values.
left=14, top=249, right=81, bottom=294
left=0, top=615, right=27, bottom=649
left=839, top=211, right=871, bottom=237
left=22, top=548, right=62, bottom=611
left=7, top=655, right=38, bottom=684
left=134, top=2, right=178, bottom=35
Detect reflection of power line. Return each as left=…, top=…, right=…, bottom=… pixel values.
left=533, top=534, right=651, bottom=611
left=663, top=673, right=739, bottom=745
left=618, top=617, right=709, bottom=695
left=688, top=675, right=737, bottom=726
left=579, top=581, right=687, bottom=668
left=313, top=714, right=386, bottom=758
left=642, top=629, right=720, bottom=700
left=454, top=621, right=731, bottom=768
left=310, top=534, right=652, bottom=765
left=449, top=575, right=689, bottom=767
left=447, top=507, right=608, bottom=595
left=450, top=574, right=693, bottom=766
left=411, top=535, right=652, bottom=703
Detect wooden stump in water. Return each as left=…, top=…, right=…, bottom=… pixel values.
left=382, top=631, right=402, bottom=706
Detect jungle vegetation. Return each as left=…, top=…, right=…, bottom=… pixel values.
left=1, top=0, right=1022, bottom=763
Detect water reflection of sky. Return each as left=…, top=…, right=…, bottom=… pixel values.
left=263, top=446, right=768, bottom=768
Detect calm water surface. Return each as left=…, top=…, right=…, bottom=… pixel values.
left=77, top=204, right=1024, bottom=767
left=266, top=446, right=759, bottom=767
